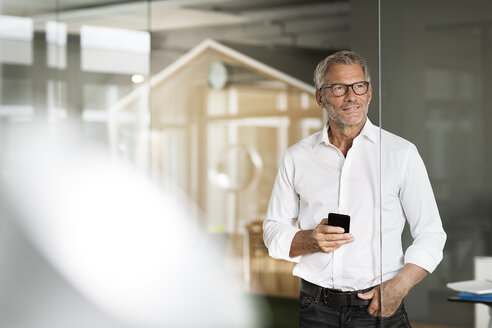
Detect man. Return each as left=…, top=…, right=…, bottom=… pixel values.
left=263, top=50, right=446, bottom=327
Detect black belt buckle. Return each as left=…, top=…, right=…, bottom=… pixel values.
left=322, top=289, right=348, bottom=307
left=322, top=288, right=369, bottom=307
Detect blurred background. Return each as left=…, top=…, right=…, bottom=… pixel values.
left=0, top=0, right=491, bottom=327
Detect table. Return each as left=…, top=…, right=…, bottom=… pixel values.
left=448, top=297, right=492, bottom=328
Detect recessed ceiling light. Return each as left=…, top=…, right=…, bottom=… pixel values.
left=131, top=74, right=145, bottom=83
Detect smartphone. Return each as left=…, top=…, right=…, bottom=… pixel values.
left=327, top=213, right=350, bottom=233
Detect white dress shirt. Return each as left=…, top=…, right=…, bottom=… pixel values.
left=263, top=118, right=446, bottom=291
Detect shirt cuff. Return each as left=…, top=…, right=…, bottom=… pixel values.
left=263, top=220, right=301, bottom=263
left=404, top=245, right=443, bottom=274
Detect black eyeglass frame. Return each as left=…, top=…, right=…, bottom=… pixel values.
left=318, top=81, right=371, bottom=97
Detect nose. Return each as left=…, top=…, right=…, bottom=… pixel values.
left=343, top=86, right=357, bottom=101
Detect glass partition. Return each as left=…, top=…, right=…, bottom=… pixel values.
left=381, top=0, right=492, bottom=326
left=0, top=2, right=152, bottom=327
left=1, top=1, right=332, bottom=327
left=11, top=0, right=492, bottom=327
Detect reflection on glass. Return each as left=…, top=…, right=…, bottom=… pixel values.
left=0, top=1, right=371, bottom=327
left=111, top=39, right=323, bottom=299
left=209, top=144, right=263, bottom=192
left=47, top=80, right=67, bottom=121
left=0, top=2, right=159, bottom=327
left=80, top=25, right=150, bottom=74
left=46, top=21, right=67, bottom=69
left=0, top=15, right=33, bottom=65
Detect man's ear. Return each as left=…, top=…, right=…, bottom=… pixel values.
left=315, top=89, right=324, bottom=109
left=367, top=84, right=373, bottom=104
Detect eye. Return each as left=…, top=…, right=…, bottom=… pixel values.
left=354, top=83, right=365, bottom=90
left=332, top=84, right=344, bottom=91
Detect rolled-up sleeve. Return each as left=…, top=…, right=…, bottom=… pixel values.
left=400, top=145, right=447, bottom=273
left=263, top=150, right=301, bottom=262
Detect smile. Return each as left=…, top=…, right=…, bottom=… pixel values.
left=341, top=105, right=360, bottom=111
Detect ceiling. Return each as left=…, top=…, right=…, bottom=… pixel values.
left=1, top=0, right=350, bottom=71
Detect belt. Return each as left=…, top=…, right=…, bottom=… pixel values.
left=300, top=279, right=373, bottom=308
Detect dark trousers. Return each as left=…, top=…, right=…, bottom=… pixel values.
left=299, top=285, right=411, bottom=328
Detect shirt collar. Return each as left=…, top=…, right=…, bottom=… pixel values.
left=313, top=117, right=378, bottom=148
left=358, top=118, right=378, bottom=143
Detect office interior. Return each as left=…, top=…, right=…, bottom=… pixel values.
left=0, top=0, right=491, bottom=327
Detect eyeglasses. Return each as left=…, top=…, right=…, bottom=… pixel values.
left=319, top=81, right=370, bottom=97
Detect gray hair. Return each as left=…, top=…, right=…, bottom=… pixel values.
left=313, top=50, right=371, bottom=89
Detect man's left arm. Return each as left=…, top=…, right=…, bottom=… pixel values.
left=358, top=263, right=427, bottom=317
left=359, top=144, right=447, bottom=317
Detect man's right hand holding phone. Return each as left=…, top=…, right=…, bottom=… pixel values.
left=289, top=218, right=354, bottom=257
left=312, top=218, right=354, bottom=253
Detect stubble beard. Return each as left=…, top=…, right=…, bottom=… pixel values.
left=325, top=104, right=367, bottom=127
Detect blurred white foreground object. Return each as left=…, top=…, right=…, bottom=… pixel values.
left=0, top=124, right=257, bottom=328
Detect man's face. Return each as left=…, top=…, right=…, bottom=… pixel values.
left=315, top=63, right=372, bottom=127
